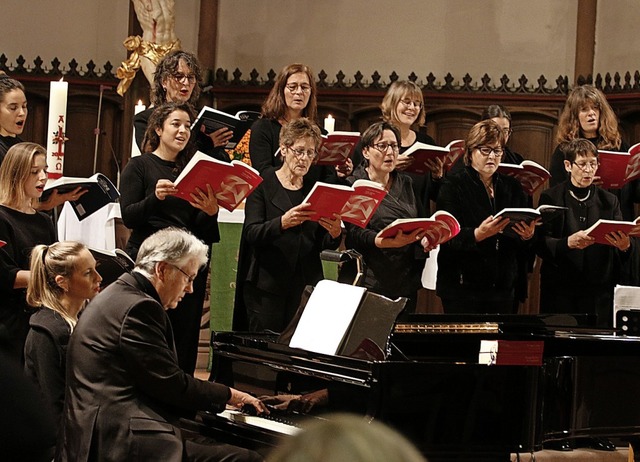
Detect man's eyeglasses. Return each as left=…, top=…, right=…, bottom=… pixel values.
left=573, top=161, right=599, bottom=171
left=502, top=128, right=513, bottom=136
left=168, top=263, right=197, bottom=284
left=287, top=146, right=317, bottom=160
left=171, top=73, right=197, bottom=84
left=477, top=146, right=504, bottom=157
left=371, top=142, right=400, bottom=153
left=285, top=83, right=311, bottom=94
left=399, top=99, right=422, bottom=109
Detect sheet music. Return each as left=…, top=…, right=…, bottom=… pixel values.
left=289, top=280, right=366, bottom=355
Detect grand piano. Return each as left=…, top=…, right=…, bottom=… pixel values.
left=201, top=312, right=640, bottom=462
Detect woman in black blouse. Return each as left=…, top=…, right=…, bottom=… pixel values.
left=121, top=102, right=219, bottom=375
left=436, top=120, right=536, bottom=314
left=249, top=63, right=350, bottom=182
left=241, top=118, right=342, bottom=332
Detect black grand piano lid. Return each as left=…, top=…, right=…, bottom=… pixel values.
left=278, top=284, right=407, bottom=360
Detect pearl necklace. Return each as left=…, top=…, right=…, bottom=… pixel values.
left=568, top=189, right=591, bottom=202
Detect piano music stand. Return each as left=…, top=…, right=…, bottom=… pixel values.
left=278, top=284, right=407, bottom=360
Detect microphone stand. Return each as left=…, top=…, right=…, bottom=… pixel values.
left=93, top=85, right=112, bottom=174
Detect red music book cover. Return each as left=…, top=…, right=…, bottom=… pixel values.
left=597, top=142, right=640, bottom=189
left=173, top=151, right=263, bottom=212
left=402, top=139, right=465, bottom=174
left=497, top=160, right=551, bottom=195
left=376, top=210, right=461, bottom=246
left=315, top=131, right=360, bottom=166
left=302, top=180, right=387, bottom=228
left=584, top=217, right=640, bottom=245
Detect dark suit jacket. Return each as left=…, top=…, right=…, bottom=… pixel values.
left=58, top=272, right=231, bottom=462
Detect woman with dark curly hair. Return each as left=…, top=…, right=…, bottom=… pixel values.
left=133, top=49, right=232, bottom=162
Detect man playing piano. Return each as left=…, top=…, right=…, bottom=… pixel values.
left=58, top=228, right=266, bottom=462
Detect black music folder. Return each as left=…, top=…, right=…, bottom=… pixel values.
left=279, top=281, right=407, bottom=360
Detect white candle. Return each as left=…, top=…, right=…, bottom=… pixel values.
left=324, top=114, right=335, bottom=134
left=131, top=100, right=146, bottom=157
left=46, top=79, right=68, bottom=180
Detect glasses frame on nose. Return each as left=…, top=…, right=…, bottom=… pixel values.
left=171, top=73, right=197, bottom=85
left=572, top=160, right=599, bottom=172
left=371, top=142, right=400, bottom=154
left=476, top=146, right=504, bottom=158
left=168, top=263, right=197, bottom=284
left=399, top=99, right=423, bottom=109
left=285, top=83, right=311, bottom=94
left=287, top=146, right=317, bottom=160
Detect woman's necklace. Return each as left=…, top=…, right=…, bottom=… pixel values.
left=568, top=189, right=591, bottom=202
left=481, top=178, right=494, bottom=198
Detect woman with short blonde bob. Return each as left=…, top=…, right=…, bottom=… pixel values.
left=24, top=241, right=102, bottom=435
left=0, top=142, right=57, bottom=361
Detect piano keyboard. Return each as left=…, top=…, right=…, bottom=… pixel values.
left=218, top=409, right=302, bottom=436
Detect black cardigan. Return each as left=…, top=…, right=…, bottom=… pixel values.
left=435, top=166, right=529, bottom=301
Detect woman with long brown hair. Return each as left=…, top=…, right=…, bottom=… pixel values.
left=249, top=63, right=350, bottom=181
left=549, top=84, right=640, bottom=221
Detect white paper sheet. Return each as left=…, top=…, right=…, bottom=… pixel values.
left=289, top=280, right=366, bottom=355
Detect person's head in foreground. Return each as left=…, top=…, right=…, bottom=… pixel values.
left=267, top=412, right=426, bottom=462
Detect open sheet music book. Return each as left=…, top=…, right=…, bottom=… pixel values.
left=42, top=173, right=120, bottom=221
left=302, top=180, right=386, bottom=228
left=192, top=107, right=260, bottom=149
left=402, top=139, right=465, bottom=174
left=584, top=217, right=640, bottom=245
left=497, top=160, right=551, bottom=195
left=289, top=280, right=367, bottom=355
left=173, top=151, right=263, bottom=211
left=597, top=142, right=640, bottom=189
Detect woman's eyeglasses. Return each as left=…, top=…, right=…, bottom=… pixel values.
left=477, top=146, right=504, bottom=157
left=371, top=142, right=400, bottom=153
left=287, top=146, right=317, bottom=160
left=285, top=83, right=311, bottom=94
left=171, top=73, right=197, bottom=84
left=573, top=161, right=599, bottom=171
left=399, top=99, right=422, bottom=109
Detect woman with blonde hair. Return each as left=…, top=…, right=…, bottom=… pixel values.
left=549, top=84, right=640, bottom=221
left=24, top=242, right=102, bottom=436
left=353, top=80, right=443, bottom=208
left=0, top=142, right=56, bottom=361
